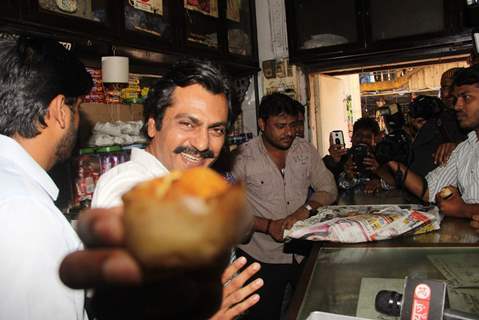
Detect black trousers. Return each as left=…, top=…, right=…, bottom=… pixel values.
left=236, top=248, right=302, bottom=320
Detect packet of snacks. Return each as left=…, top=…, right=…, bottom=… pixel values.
left=284, top=205, right=442, bottom=243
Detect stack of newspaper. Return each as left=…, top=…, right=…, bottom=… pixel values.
left=284, top=205, right=442, bottom=243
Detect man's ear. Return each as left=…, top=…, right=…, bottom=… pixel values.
left=147, top=117, right=158, bottom=139
left=258, top=118, right=265, bottom=132
left=47, top=95, right=68, bottom=129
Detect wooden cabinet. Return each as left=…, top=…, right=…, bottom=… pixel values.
left=0, top=0, right=258, bottom=75
left=286, top=0, right=472, bottom=69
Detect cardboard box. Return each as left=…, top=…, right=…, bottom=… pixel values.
left=79, top=103, right=143, bottom=123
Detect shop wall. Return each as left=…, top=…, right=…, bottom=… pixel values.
left=241, top=77, right=258, bottom=135
left=253, top=0, right=312, bottom=139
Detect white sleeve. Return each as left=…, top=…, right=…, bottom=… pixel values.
left=0, top=200, right=87, bottom=320
left=92, top=171, right=142, bottom=208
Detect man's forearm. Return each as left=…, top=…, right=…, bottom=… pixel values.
left=253, top=217, right=270, bottom=233
left=375, top=165, right=395, bottom=187
left=387, top=161, right=429, bottom=201
left=309, top=191, right=336, bottom=206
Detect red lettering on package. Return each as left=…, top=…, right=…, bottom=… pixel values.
left=411, top=284, right=431, bottom=320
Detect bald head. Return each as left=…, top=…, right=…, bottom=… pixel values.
left=441, top=67, right=463, bottom=109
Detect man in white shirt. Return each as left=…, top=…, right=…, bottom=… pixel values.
left=387, top=65, right=479, bottom=230
left=0, top=36, right=93, bottom=319
left=92, top=60, right=232, bottom=208
left=84, top=59, right=262, bottom=319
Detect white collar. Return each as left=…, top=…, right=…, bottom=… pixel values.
left=0, top=134, right=59, bottom=200
left=130, top=147, right=169, bottom=174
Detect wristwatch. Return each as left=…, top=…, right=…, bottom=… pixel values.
left=304, top=204, right=318, bottom=217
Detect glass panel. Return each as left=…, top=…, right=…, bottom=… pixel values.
left=298, top=246, right=479, bottom=319
left=227, top=0, right=252, bottom=56
left=38, top=0, right=107, bottom=22
left=124, top=0, right=172, bottom=41
left=370, top=0, right=444, bottom=41
left=294, top=0, right=358, bottom=49
left=184, top=0, right=219, bottom=48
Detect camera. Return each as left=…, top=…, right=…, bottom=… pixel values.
left=409, top=95, right=444, bottom=120
left=375, top=129, right=411, bottom=165
left=377, top=103, right=406, bottom=133
left=349, top=143, right=369, bottom=174
left=375, top=103, right=411, bottom=165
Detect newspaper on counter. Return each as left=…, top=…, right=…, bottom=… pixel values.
left=284, top=205, right=442, bottom=243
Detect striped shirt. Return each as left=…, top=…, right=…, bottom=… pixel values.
left=426, top=131, right=479, bottom=203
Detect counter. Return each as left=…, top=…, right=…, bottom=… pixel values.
left=287, top=189, right=479, bottom=320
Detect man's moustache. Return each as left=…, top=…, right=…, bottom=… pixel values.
left=173, top=146, right=214, bottom=159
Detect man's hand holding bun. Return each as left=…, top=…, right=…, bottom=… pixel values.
left=60, top=168, right=262, bottom=320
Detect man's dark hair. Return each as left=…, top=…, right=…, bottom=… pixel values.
left=0, top=35, right=92, bottom=138
left=353, top=117, right=380, bottom=136
left=453, top=64, right=479, bottom=87
left=258, top=92, right=299, bottom=120
left=143, top=58, right=232, bottom=137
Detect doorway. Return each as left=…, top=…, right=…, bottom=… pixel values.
left=308, top=57, right=469, bottom=156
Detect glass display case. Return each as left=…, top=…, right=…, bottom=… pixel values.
left=21, top=0, right=113, bottom=37
left=2, top=0, right=258, bottom=76
left=287, top=217, right=479, bottom=320
left=293, top=246, right=479, bottom=319
left=0, top=1, right=19, bottom=20
left=226, top=0, right=253, bottom=56
left=184, top=0, right=220, bottom=49
left=368, top=0, right=445, bottom=41
left=124, top=0, right=172, bottom=41
left=285, top=0, right=469, bottom=67
left=38, top=0, right=107, bottom=22
left=289, top=0, right=362, bottom=51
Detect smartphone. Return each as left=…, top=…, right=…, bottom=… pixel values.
left=330, top=130, right=345, bottom=146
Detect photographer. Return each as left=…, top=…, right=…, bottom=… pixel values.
left=408, top=95, right=465, bottom=177
left=383, top=65, right=479, bottom=233
left=323, top=118, right=389, bottom=193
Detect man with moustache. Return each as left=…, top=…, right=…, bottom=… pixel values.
left=90, top=59, right=262, bottom=319
left=386, top=65, right=479, bottom=231
left=92, top=59, right=229, bottom=207
left=232, top=93, right=337, bottom=319
left=0, top=36, right=93, bottom=319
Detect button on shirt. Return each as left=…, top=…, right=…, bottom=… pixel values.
left=0, top=135, right=86, bottom=320
left=92, top=148, right=169, bottom=208
left=232, top=137, right=337, bottom=264
left=426, top=131, right=479, bottom=203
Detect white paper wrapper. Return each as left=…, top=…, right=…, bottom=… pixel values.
left=284, top=205, right=442, bottom=243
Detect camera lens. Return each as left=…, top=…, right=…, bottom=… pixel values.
left=335, top=138, right=340, bottom=144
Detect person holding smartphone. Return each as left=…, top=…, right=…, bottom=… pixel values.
left=323, top=117, right=389, bottom=193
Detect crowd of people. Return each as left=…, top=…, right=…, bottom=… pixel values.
left=0, top=35, right=478, bottom=320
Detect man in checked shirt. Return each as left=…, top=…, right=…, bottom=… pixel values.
left=231, top=92, right=337, bottom=319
